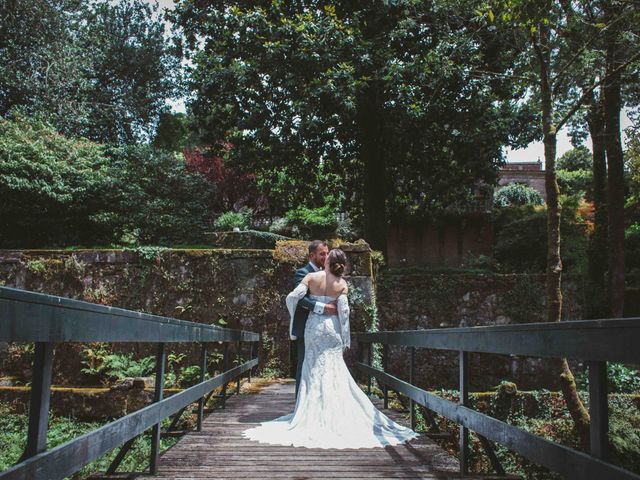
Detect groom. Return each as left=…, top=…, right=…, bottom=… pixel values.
left=292, top=240, right=336, bottom=399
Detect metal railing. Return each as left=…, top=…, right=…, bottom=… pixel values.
left=0, top=286, right=259, bottom=480
left=354, top=318, right=640, bottom=480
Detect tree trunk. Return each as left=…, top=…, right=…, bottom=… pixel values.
left=537, top=25, right=591, bottom=446
left=603, top=13, right=625, bottom=318
left=356, top=80, right=387, bottom=253
left=586, top=92, right=609, bottom=319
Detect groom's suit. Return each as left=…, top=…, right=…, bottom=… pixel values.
left=292, top=261, right=326, bottom=399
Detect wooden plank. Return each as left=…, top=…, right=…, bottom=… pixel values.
left=137, top=380, right=467, bottom=480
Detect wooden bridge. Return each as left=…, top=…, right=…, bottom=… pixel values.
left=141, top=380, right=470, bottom=479
left=1, top=286, right=640, bottom=480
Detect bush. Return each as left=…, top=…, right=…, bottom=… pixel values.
left=575, top=363, right=640, bottom=394
left=104, top=145, right=215, bottom=246
left=214, top=211, right=249, bottom=231
left=0, top=116, right=113, bottom=247
left=80, top=344, right=154, bottom=383
left=494, top=183, right=545, bottom=207
left=557, top=169, right=593, bottom=198
left=284, top=204, right=338, bottom=239
left=627, top=224, right=640, bottom=274
left=493, top=198, right=589, bottom=274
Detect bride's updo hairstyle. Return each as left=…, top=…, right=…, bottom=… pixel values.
left=328, top=248, right=347, bottom=277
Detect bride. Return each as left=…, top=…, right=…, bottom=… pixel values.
left=242, top=248, right=419, bottom=449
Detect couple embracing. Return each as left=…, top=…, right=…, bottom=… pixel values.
left=242, top=240, right=418, bottom=449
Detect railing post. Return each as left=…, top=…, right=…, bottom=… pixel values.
left=410, top=346, right=416, bottom=431
left=150, top=342, right=165, bottom=475
left=236, top=341, right=241, bottom=395
left=459, top=350, right=469, bottom=475
left=222, top=342, right=229, bottom=408
left=248, top=341, right=253, bottom=383
left=383, top=343, right=389, bottom=409
left=367, top=342, right=372, bottom=396
left=19, top=342, right=54, bottom=462
left=588, top=360, right=609, bottom=460
left=197, top=344, right=208, bottom=432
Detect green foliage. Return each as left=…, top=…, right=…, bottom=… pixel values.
left=557, top=169, right=593, bottom=198
left=575, top=363, right=640, bottom=394
left=557, top=146, right=592, bottom=172
left=171, top=0, right=537, bottom=241
left=103, top=145, right=216, bottom=246
left=627, top=223, right=640, bottom=274
left=0, top=0, right=179, bottom=144
left=0, top=117, right=216, bottom=248
left=214, top=211, right=249, bottom=231
left=493, top=198, right=589, bottom=273
left=0, top=404, right=177, bottom=474
left=0, top=116, right=113, bottom=247
left=80, top=344, right=154, bottom=382
left=494, top=183, right=545, bottom=207
left=284, top=204, right=338, bottom=239
left=133, top=246, right=169, bottom=263
left=178, top=365, right=204, bottom=388
left=153, top=112, right=193, bottom=152
left=609, top=395, right=640, bottom=474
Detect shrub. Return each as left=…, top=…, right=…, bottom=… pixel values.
left=0, top=116, right=112, bottom=247
left=104, top=145, right=215, bottom=246
left=214, top=211, right=249, bottom=231
left=284, top=204, right=338, bottom=239
left=494, top=183, right=545, bottom=207
left=80, top=344, right=154, bottom=383
left=575, top=363, right=640, bottom=394
left=557, top=169, right=593, bottom=198
left=627, top=223, right=640, bottom=274
left=493, top=197, right=589, bottom=274
left=179, top=365, right=204, bottom=387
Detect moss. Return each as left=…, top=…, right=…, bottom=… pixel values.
left=273, top=240, right=308, bottom=264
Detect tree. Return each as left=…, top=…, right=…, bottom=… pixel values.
left=0, top=115, right=112, bottom=247
left=0, top=0, right=179, bottom=144
left=557, top=146, right=592, bottom=171
left=170, top=0, right=536, bottom=251
left=153, top=111, right=193, bottom=152
left=488, top=0, right=639, bottom=446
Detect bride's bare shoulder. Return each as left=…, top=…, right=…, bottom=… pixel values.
left=339, top=278, right=348, bottom=295
left=304, top=271, right=324, bottom=284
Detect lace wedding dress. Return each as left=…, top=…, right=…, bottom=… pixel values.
left=241, top=285, right=419, bottom=449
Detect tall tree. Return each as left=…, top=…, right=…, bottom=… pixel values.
left=0, top=0, right=179, bottom=144
left=171, top=0, right=535, bottom=250
left=489, top=0, right=639, bottom=445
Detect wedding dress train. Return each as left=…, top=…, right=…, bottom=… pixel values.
left=241, top=287, right=419, bottom=449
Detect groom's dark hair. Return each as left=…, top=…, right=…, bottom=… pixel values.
left=308, top=240, right=327, bottom=254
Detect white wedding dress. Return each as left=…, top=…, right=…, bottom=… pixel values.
left=241, top=284, right=419, bottom=449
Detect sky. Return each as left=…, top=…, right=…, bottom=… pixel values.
left=504, top=109, right=633, bottom=164
left=156, top=0, right=634, bottom=166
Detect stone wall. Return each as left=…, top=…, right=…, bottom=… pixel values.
left=375, top=271, right=586, bottom=390
left=0, top=241, right=375, bottom=386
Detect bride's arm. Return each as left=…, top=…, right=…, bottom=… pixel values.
left=285, top=276, right=310, bottom=340
left=337, top=293, right=350, bottom=350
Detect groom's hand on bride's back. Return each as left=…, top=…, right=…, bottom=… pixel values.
left=324, top=302, right=337, bottom=315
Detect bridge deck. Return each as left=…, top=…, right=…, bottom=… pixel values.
left=137, top=379, right=511, bottom=480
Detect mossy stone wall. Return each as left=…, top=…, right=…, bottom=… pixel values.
left=375, top=271, right=586, bottom=390
left=0, top=242, right=375, bottom=385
